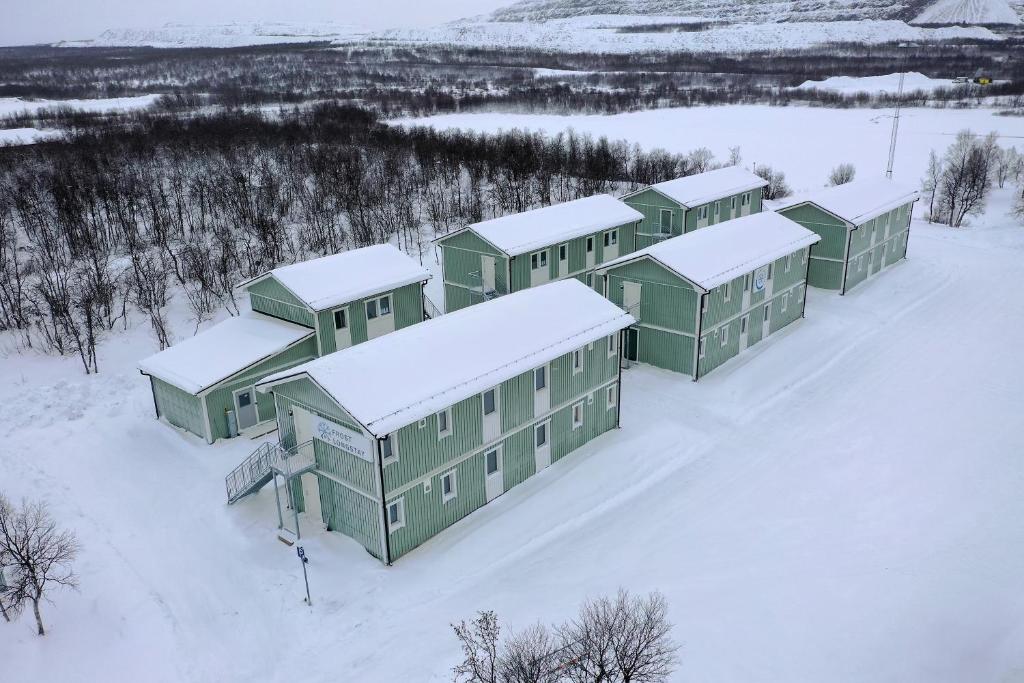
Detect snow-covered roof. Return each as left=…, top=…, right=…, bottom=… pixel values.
left=258, top=279, right=635, bottom=437
left=138, top=313, right=314, bottom=395
left=242, top=245, right=431, bottom=311
left=459, top=195, right=643, bottom=257
left=600, top=212, right=821, bottom=291
left=637, top=166, right=769, bottom=208
left=775, top=178, right=920, bottom=226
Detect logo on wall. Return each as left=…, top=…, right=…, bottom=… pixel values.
left=314, top=417, right=373, bottom=462
left=753, top=266, right=769, bottom=292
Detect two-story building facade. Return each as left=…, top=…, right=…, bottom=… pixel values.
left=139, top=245, right=431, bottom=443
left=250, top=280, right=635, bottom=563
left=436, top=194, right=643, bottom=313
left=775, top=179, right=919, bottom=294
left=598, top=212, right=820, bottom=379
left=621, top=166, right=769, bottom=249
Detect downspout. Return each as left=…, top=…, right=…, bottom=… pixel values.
left=615, top=329, right=624, bottom=429
left=507, top=254, right=514, bottom=295
left=376, top=437, right=393, bottom=566
left=839, top=225, right=853, bottom=296
left=693, top=291, right=706, bottom=382
left=800, top=247, right=811, bottom=319
left=144, top=372, right=159, bottom=418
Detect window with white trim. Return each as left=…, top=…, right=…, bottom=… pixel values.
left=572, top=349, right=583, bottom=374
left=441, top=471, right=457, bottom=502
left=366, top=294, right=392, bottom=320
left=781, top=293, right=789, bottom=313
left=535, top=422, right=548, bottom=448
left=485, top=448, right=500, bottom=475
left=483, top=388, right=497, bottom=416
left=586, top=272, right=594, bottom=287
left=558, top=243, right=568, bottom=263
left=607, top=384, right=617, bottom=409
left=603, top=229, right=618, bottom=247
left=531, top=250, right=548, bottom=271
left=767, top=263, right=773, bottom=279
left=701, top=295, right=708, bottom=313
left=381, top=434, right=397, bottom=462
left=741, top=315, right=748, bottom=334
left=785, top=254, right=792, bottom=273
left=763, top=305, right=770, bottom=322
left=741, top=192, right=751, bottom=206
left=437, top=408, right=452, bottom=438
left=659, top=209, right=673, bottom=234
left=730, top=196, right=737, bottom=210
left=698, top=337, right=707, bottom=359
left=723, top=281, right=732, bottom=302
left=534, top=366, right=547, bottom=391
left=333, top=308, right=348, bottom=330
left=572, top=401, right=584, bottom=429
left=387, top=498, right=405, bottom=532
left=586, top=236, right=594, bottom=254
left=697, top=205, right=709, bottom=221
left=714, top=201, right=721, bottom=216
left=744, top=273, right=751, bottom=292
left=608, top=333, right=617, bottom=357
left=721, top=326, right=729, bottom=346
left=802, top=248, right=808, bottom=263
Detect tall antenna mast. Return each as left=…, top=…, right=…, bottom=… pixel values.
left=886, top=68, right=906, bottom=179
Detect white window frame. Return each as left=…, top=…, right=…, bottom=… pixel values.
left=701, top=295, right=708, bottom=313
left=572, top=349, right=583, bottom=375
left=441, top=470, right=458, bottom=503
left=723, top=281, right=732, bottom=302
left=366, top=294, right=392, bottom=320
left=534, top=421, right=548, bottom=448
left=785, top=254, right=792, bottom=273
left=781, top=293, right=789, bottom=314
left=534, top=365, right=547, bottom=391
left=604, top=229, right=618, bottom=247
left=381, top=433, right=398, bottom=463
left=437, top=407, right=453, bottom=439
left=531, top=250, right=548, bottom=271
left=763, top=305, right=771, bottom=323
left=698, top=337, right=707, bottom=359
left=730, top=196, right=737, bottom=210
left=586, top=236, right=595, bottom=254
left=698, top=205, right=708, bottom=221
left=714, top=201, right=721, bottom=216
left=333, top=307, right=348, bottom=331
left=607, top=384, right=617, bottom=410
left=741, top=192, right=751, bottom=206
left=608, top=333, right=617, bottom=357
left=485, top=447, right=501, bottom=476
left=572, top=401, right=584, bottom=430
left=767, top=263, right=773, bottom=279
left=558, top=243, right=568, bottom=263
left=387, top=498, right=405, bottom=533
left=658, top=209, right=673, bottom=234
left=482, top=387, right=498, bottom=417
left=721, top=326, right=729, bottom=346
left=741, top=315, right=748, bottom=334
left=744, top=273, right=751, bottom=292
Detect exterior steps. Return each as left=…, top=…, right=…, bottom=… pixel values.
left=225, top=440, right=318, bottom=505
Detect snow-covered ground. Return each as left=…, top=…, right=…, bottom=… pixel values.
left=0, top=127, right=61, bottom=146
left=0, top=94, right=162, bottom=118
left=3, top=106, right=1024, bottom=681
left=396, top=105, right=1024, bottom=190
left=794, top=71, right=969, bottom=94
left=912, top=0, right=1021, bottom=24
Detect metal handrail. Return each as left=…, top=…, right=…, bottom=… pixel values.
left=225, top=441, right=274, bottom=502
left=423, top=293, right=443, bottom=319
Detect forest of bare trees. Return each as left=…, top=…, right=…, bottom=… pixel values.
left=0, top=103, right=736, bottom=373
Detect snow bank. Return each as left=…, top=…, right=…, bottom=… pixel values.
left=795, top=72, right=964, bottom=94
left=912, top=0, right=1021, bottom=24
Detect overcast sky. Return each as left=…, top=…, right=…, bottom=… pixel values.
left=2, top=0, right=513, bottom=46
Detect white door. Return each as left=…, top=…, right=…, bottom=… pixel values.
left=300, top=472, right=323, bottom=528
left=293, top=405, right=313, bottom=445
left=533, top=365, right=550, bottom=416
left=482, top=386, right=501, bottom=443
left=739, top=314, right=750, bottom=351
left=333, top=307, right=352, bottom=351
left=484, top=447, right=504, bottom=502
left=622, top=281, right=642, bottom=317
left=534, top=421, right=551, bottom=472
left=481, top=255, right=496, bottom=295
left=234, top=388, right=259, bottom=430
left=557, top=244, right=568, bottom=278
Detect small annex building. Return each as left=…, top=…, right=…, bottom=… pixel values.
left=139, top=244, right=431, bottom=443
left=597, top=212, right=820, bottom=379
left=775, top=178, right=919, bottom=294
left=246, top=279, right=634, bottom=564
left=436, top=194, right=643, bottom=313
left=621, top=166, right=769, bottom=249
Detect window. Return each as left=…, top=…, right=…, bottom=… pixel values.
left=366, top=299, right=377, bottom=320
left=741, top=315, right=748, bottom=334
left=586, top=236, right=594, bottom=254
left=730, top=196, right=737, bottom=210
left=608, top=333, right=617, bottom=357
left=586, top=272, right=593, bottom=287
left=698, top=205, right=708, bottom=221
left=535, top=422, right=548, bottom=448
left=604, top=229, right=618, bottom=247
left=781, top=293, right=789, bottom=313
left=441, top=471, right=457, bottom=502
left=572, top=349, right=582, bottom=374
left=333, top=309, right=347, bottom=330
left=381, top=434, right=396, bottom=462
left=572, top=402, right=584, bottom=430
left=721, top=326, right=729, bottom=346
left=659, top=209, right=673, bottom=234
left=437, top=408, right=452, bottom=438
left=387, top=498, right=405, bottom=532
left=559, top=244, right=567, bottom=262
left=744, top=274, right=751, bottom=292
left=723, top=281, right=732, bottom=302
left=483, top=388, right=496, bottom=416
left=485, top=449, right=500, bottom=475
left=366, top=295, right=392, bottom=320
left=701, top=295, right=708, bottom=313
left=607, top=384, right=617, bottom=409
left=763, top=305, right=770, bottom=323
left=741, top=192, right=750, bottom=206
left=418, top=418, right=426, bottom=429
left=698, top=337, right=707, bottom=359
left=379, top=295, right=391, bottom=316
left=714, top=201, right=721, bottom=216
left=802, top=249, right=808, bottom=263
left=531, top=250, right=548, bottom=271
left=785, top=254, right=792, bottom=273
left=534, top=366, right=547, bottom=391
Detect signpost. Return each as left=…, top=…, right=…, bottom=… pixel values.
left=297, top=546, right=311, bottom=606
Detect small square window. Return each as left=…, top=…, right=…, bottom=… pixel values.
left=572, top=402, right=584, bottom=429
left=483, top=388, right=496, bottom=416
left=607, top=384, right=617, bottom=409
left=535, top=422, right=548, bottom=448
left=437, top=409, right=452, bottom=437
left=387, top=499, right=405, bottom=532
left=334, top=309, right=347, bottom=330
left=534, top=366, right=547, bottom=391
left=441, top=471, right=457, bottom=502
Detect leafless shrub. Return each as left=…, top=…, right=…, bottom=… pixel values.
left=828, top=163, right=856, bottom=186
left=755, top=164, right=792, bottom=200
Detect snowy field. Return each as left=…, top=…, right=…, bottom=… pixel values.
left=0, top=94, right=161, bottom=118
left=59, top=22, right=370, bottom=49
left=3, top=105, right=1024, bottom=682
left=397, top=105, right=1024, bottom=191
left=794, top=71, right=970, bottom=94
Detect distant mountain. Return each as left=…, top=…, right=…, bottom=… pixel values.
left=56, top=22, right=369, bottom=49
left=911, top=0, right=1021, bottom=24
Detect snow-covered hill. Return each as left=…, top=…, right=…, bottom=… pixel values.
left=58, top=22, right=370, bottom=49
left=911, top=0, right=1021, bottom=24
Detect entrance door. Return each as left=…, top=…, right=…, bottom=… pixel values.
left=333, top=307, right=352, bottom=351
left=585, top=236, right=596, bottom=269
left=300, top=472, right=323, bottom=528
left=622, top=281, right=642, bottom=317
left=234, top=388, right=259, bottom=430
left=484, top=447, right=504, bottom=502
left=557, top=244, right=568, bottom=278
left=481, top=255, right=496, bottom=296
left=739, top=314, right=750, bottom=351
left=533, top=365, right=549, bottom=416
left=625, top=327, right=640, bottom=363
left=534, top=421, right=551, bottom=473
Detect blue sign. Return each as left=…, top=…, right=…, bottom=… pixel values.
left=297, top=546, right=305, bottom=559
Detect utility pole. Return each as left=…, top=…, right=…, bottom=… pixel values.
left=886, top=71, right=905, bottom=179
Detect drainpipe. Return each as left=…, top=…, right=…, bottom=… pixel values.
left=507, top=255, right=514, bottom=295
left=145, top=373, right=159, bottom=418
left=800, top=248, right=811, bottom=319
left=693, top=292, right=706, bottom=382
left=376, top=437, right=393, bottom=566
left=615, top=329, right=624, bottom=429
left=839, top=226, right=853, bottom=296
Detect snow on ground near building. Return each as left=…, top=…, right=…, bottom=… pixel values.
left=375, top=16, right=1001, bottom=53
left=795, top=71, right=970, bottom=94
left=0, top=95, right=162, bottom=118
left=396, top=105, right=1024, bottom=193
left=912, top=0, right=1022, bottom=24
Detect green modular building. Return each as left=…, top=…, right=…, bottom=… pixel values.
left=598, top=212, right=821, bottom=379
left=435, top=194, right=643, bottom=313
left=621, top=166, right=769, bottom=249
left=775, top=179, right=919, bottom=294
left=138, top=245, right=431, bottom=443
left=234, top=279, right=634, bottom=564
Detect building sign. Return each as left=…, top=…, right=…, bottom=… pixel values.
left=753, top=266, right=769, bottom=292
left=314, top=416, right=373, bottom=463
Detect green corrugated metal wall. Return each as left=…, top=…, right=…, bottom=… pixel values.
left=682, top=187, right=764, bottom=233
left=150, top=376, right=206, bottom=440
left=316, top=282, right=424, bottom=355
left=624, top=188, right=685, bottom=249
left=246, top=277, right=316, bottom=327
left=319, top=477, right=384, bottom=561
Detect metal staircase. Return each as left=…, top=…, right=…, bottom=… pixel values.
left=423, top=293, right=443, bottom=320
left=225, top=440, right=317, bottom=505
